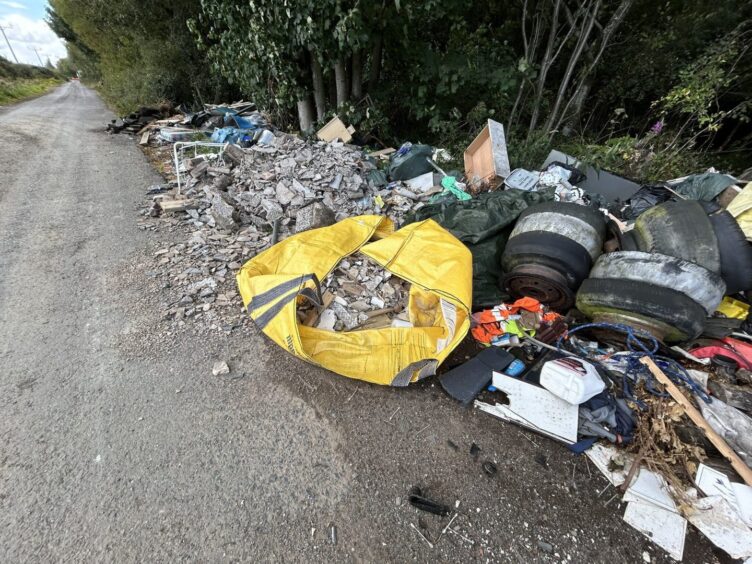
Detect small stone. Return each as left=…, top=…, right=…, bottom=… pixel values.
left=642, top=552, right=650, bottom=563
left=537, top=541, right=553, bottom=553
left=370, top=296, right=385, bottom=308
left=212, top=361, right=230, bottom=376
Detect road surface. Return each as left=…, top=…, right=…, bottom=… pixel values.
left=0, top=83, right=717, bottom=562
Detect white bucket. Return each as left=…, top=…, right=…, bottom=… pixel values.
left=540, top=357, right=605, bottom=405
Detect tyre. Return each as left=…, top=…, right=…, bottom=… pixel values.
left=502, top=231, right=592, bottom=283
left=607, top=219, right=639, bottom=252
left=589, top=251, right=725, bottom=314
left=501, top=231, right=592, bottom=309
left=633, top=200, right=720, bottom=273
left=706, top=210, right=752, bottom=294
left=576, top=278, right=706, bottom=341
left=513, top=202, right=606, bottom=260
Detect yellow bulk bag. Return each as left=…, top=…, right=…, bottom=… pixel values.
left=236, top=215, right=472, bottom=386
left=727, top=182, right=752, bottom=241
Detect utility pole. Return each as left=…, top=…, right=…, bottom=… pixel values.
left=32, top=46, right=43, bottom=66
left=0, top=23, right=19, bottom=64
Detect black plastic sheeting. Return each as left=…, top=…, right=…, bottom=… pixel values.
left=405, top=188, right=555, bottom=308
left=621, top=185, right=673, bottom=220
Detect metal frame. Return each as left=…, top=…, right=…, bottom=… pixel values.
left=173, top=141, right=229, bottom=194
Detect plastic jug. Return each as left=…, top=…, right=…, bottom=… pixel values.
left=539, top=357, right=605, bottom=404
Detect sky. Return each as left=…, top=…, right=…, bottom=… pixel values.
left=0, top=0, right=66, bottom=66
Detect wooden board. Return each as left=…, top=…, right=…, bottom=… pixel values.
left=463, top=119, right=510, bottom=186
left=139, top=131, right=151, bottom=145
left=158, top=199, right=197, bottom=213
left=317, top=117, right=354, bottom=143
left=641, top=357, right=752, bottom=486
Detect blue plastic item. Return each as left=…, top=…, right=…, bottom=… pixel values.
left=503, top=359, right=526, bottom=377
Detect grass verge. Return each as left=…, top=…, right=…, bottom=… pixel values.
left=0, top=78, right=62, bottom=106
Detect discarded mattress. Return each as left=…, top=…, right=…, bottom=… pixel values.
left=236, top=215, right=472, bottom=386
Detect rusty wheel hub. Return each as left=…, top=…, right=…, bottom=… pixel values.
left=503, top=264, right=574, bottom=311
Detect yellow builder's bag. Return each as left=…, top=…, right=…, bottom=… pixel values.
left=236, top=215, right=472, bottom=386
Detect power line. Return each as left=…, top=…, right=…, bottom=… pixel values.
left=0, top=24, right=19, bottom=64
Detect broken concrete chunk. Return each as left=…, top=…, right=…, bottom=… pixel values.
left=213, top=174, right=233, bottom=191
left=209, top=196, right=238, bottom=231
left=275, top=181, right=296, bottom=206
left=317, top=309, right=337, bottom=331
left=223, top=144, right=245, bottom=167
left=294, top=202, right=336, bottom=233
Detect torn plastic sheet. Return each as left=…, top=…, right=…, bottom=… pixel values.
left=696, top=463, right=752, bottom=528
left=475, top=372, right=579, bottom=444
left=688, top=496, right=752, bottom=560
left=623, top=501, right=686, bottom=561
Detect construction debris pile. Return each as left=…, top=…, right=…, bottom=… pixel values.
left=124, top=105, right=752, bottom=561
left=299, top=255, right=410, bottom=331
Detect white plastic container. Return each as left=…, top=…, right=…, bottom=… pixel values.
left=539, top=357, right=605, bottom=405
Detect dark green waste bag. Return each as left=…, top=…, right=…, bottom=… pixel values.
left=388, top=144, right=434, bottom=180
left=405, top=188, right=555, bottom=307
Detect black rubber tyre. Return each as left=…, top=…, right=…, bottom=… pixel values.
left=607, top=219, right=640, bottom=252
left=516, top=201, right=607, bottom=238
left=576, top=278, right=706, bottom=341
left=707, top=210, right=752, bottom=293
left=502, top=231, right=592, bottom=284
left=633, top=200, right=721, bottom=273
left=589, top=251, right=725, bottom=314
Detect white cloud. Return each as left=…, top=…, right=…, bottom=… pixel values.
left=0, top=13, right=66, bottom=65
left=0, top=2, right=27, bottom=10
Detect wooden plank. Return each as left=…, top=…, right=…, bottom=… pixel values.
left=317, top=116, right=353, bottom=143
left=139, top=131, right=150, bottom=145
left=158, top=199, right=197, bottom=213
left=302, top=291, right=334, bottom=327
left=641, top=357, right=752, bottom=486
left=368, top=147, right=396, bottom=159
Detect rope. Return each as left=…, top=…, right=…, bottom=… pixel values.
left=556, top=322, right=711, bottom=404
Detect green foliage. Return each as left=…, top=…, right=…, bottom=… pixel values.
left=0, top=56, right=57, bottom=80
left=0, top=61, right=60, bottom=105
left=47, top=0, right=238, bottom=113
left=657, top=27, right=750, bottom=136
left=47, top=0, right=752, bottom=178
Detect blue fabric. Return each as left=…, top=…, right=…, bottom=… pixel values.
left=211, top=127, right=252, bottom=144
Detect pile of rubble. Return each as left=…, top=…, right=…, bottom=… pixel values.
left=162, top=133, right=431, bottom=237
left=300, top=255, right=410, bottom=331
left=144, top=132, right=436, bottom=329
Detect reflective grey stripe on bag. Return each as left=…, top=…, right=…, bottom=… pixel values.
left=248, top=274, right=322, bottom=329
left=391, top=359, right=439, bottom=387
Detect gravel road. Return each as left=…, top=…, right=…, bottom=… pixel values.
left=0, top=83, right=719, bottom=562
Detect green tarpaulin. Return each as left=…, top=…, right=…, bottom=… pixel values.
left=405, top=188, right=555, bottom=307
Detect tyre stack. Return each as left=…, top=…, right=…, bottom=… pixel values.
left=577, top=200, right=752, bottom=342
left=501, top=202, right=607, bottom=311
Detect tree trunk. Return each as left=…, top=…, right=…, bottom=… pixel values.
left=351, top=50, right=363, bottom=100
left=368, top=35, right=383, bottom=91
left=554, top=0, right=634, bottom=130
left=310, top=52, right=326, bottom=121
left=297, top=97, right=315, bottom=132
left=328, top=72, right=337, bottom=108
left=543, top=0, right=601, bottom=134
left=334, top=57, right=350, bottom=106
left=528, top=0, right=562, bottom=137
